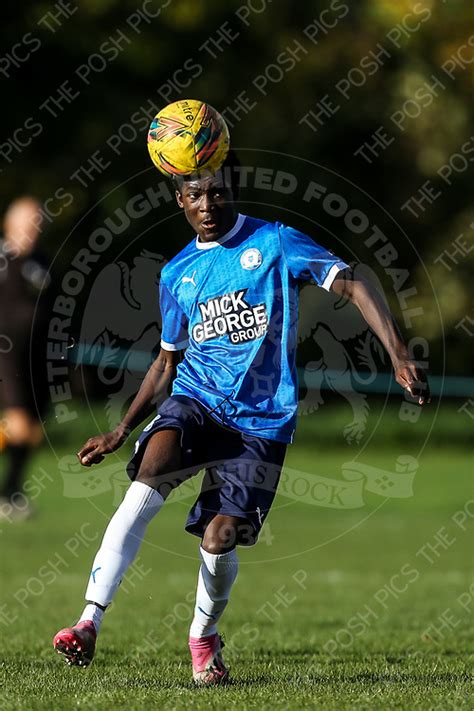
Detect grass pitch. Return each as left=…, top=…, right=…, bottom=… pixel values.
left=0, top=399, right=472, bottom=709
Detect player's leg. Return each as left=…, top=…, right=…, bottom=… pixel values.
left=191, top=514, right=241, bottom=637
left=188, top=514, right=242, bottom=685
left=82, top=429, right=181, bottom=611
left=0, top=407, right=42, bottom=520
left=0, top=345, right=43, bottom=516
left=0, top=408, right=30, bottom=498
left=54, top=428, right=183, bottom=667
left=186, top=426, right=287, bottom=684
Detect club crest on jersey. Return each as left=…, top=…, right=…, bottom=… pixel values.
left=240, top=248, right=263, bottom=270
left=192, top=288, right=268, bottom=344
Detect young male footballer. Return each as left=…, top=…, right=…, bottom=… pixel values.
left=53, top=153, right=429, bottom=685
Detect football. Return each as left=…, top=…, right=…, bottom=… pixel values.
left=147, top=99, right=230, bottom=178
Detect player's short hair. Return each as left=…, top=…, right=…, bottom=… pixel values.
left=173, top=149, right=241, bottom=199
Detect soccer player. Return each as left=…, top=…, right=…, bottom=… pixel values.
left=0, top=197, right=51, bottom=520
left=53, top=153, right=429, bottom=684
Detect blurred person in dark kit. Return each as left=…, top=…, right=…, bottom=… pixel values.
left=0, top=197, right=52, bottom=519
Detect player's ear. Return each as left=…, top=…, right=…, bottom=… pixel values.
left=175, top=189, right=184, bottom=208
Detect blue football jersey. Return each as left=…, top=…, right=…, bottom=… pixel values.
left=159, top=213, right=348, bottom=443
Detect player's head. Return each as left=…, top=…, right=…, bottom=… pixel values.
left=3, top=196, right=43, bottom=257
left=174, top=150, right=240, bottom=242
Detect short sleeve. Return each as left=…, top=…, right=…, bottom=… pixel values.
left=279, top=224, right=349, bottom=291
left=159, top=278, right=189, bottom=351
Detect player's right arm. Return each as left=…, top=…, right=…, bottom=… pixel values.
left=77, top=348, right=180, bottom=467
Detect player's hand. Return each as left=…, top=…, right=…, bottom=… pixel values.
left=77, top=427, right=128, bottom=467
left=394, top=359, right=431, bottom=405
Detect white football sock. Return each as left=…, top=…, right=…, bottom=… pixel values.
left=78, top=603, right=105, bottom=633
left=84, top=481, right=163, bottom=609
left=189, top=546, right=239, bottom=639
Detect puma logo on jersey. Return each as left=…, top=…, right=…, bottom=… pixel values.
left=182, top=270, right=197, bottom=286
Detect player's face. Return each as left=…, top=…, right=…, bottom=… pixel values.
left=176, top=175, right=237, bottom=242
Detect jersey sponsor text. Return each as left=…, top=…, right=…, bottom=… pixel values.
left=192, top=288, right=268, bottom=344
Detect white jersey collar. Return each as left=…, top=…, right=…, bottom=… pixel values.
left=195, top=213, right=245, bottom=250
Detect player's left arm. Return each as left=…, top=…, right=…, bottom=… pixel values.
left=330, top=268, right=430, bottom=405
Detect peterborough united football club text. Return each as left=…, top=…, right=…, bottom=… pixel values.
left=192, top=289, right=268, bottom=344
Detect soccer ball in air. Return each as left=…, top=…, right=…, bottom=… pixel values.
left=147, top=99, right=230, bottom=178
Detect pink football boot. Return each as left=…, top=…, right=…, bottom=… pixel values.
left=53, top=620, right=97, bottom=667
left=189, top=633, right=229, bottom=685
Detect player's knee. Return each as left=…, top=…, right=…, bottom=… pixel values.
left=136, top=465, right=181, bottom=498
left=202, top=518, right=239, bottom=554
left=135, top=469, right=158, bottom=491
left=135, top=431, right=182, bottom=495
left=202, top=535, right=232, bottom=555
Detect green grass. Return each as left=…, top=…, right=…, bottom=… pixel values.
left=0, top=399, right=472, bottom=709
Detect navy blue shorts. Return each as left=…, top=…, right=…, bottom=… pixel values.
left=126, top=395, right=287, bottom=545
